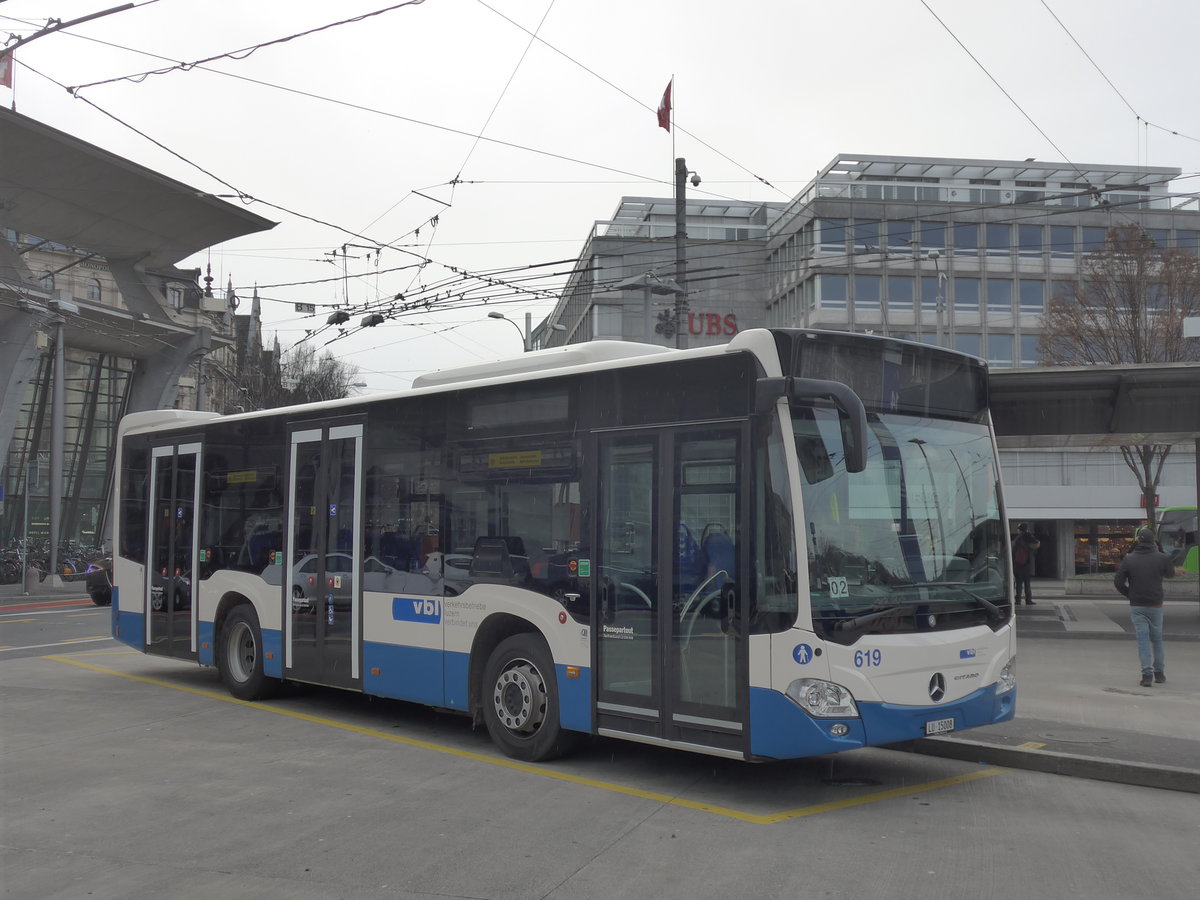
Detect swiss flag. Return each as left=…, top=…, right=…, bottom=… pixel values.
left=657, top=80, right=671, bottom=132
left=0, top=52, right=12, bottom=89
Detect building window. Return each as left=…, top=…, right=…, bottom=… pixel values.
left=1050, top=225, right=1075, bottom=258
left=887, top=220, right=912, bottom=252
left=987, top=280, right=1012, bottom=315
left=1020, top=334, right=1041, bottom=367
left=853, top=274, right=881, bottom=310
left=1176, top=230, right=1199, bottom=254
left=920, top=221, right=945, bottom=250
left=819, top=274, right=847, bottom=310
left=1081, top=226, right=1107, bottom=252
left=887, top=276, right=914, bottom=310
left=920, top=276, right=940, bottom=312
left=986, top=223, right=1011, bottom=255
left=85, top=279, right=102, bottom=303
left=39, top=271, right=55, bottom=291
left=954, top=277, right=980, bottom=312
left=818, top=219, right=846, bottom=253
left=987, top=334, right=1014, bottom=367
left=852, top=220, right=880, bottom=251
left=1145, top=229, right=1169, bottom=248
left=954, top=333, right=981, bottom=357
left=1019, top=280, right=1044, bottom=314
left=167, top=285, right=184, bottom=310
left=1018, top=225, right=1044, bottom=257
left=953, top=223, right=979, bottom=255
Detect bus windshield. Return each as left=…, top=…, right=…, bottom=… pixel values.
left=794, top=408, right=1008, bottom=643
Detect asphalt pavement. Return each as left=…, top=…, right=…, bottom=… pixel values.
left=5, top=577, right=1199, bottom=793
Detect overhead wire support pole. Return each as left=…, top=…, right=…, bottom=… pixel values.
left=3, top=4, right=136, bottom=53
left=675, top=157, right=688, bottom=349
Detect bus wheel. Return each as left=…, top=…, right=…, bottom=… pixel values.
left=219, top=605, right=278, bottom=701
left=481, top=634, right=575, bottom=762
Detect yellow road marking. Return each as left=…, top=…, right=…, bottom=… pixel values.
left=1018, top=741, right=1047, bottom=750
left=46, top=654, right=1006, bottom=824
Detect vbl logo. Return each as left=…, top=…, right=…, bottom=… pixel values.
left=393, top=597, right=442, bottom=623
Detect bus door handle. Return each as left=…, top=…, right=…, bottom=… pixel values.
left=600, top=576, right=614, bottom=624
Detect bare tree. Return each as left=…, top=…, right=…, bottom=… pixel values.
left=239, top=341, right=361, bottom=411
left=1041, top=224, right=1200, bottom=528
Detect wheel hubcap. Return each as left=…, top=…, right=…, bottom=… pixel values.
left=492, top=659, right=547, bottom=735
left=227, top=622, right=256, bottom=682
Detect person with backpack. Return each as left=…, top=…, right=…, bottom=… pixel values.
left=1011, top=523, right=1039, bottom=606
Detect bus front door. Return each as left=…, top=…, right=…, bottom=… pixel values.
left=145, top=443, right=200, bottom=660
left=285, top=423, right=363, bottom=690
left=594, top=427, right=746, bottom=758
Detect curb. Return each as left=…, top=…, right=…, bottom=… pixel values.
left=891, top=735, right=1200, bottom=794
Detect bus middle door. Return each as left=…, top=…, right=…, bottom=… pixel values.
left=285, top=423, right=363, bottom=690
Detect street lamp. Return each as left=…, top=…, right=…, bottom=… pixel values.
left=488, top=311, right=565, bottom=352
left=613, top=272, right=684, bottom=343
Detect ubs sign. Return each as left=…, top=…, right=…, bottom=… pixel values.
left=688, top=313, right=738, bottom=336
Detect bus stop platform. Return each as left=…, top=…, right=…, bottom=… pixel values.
left=898, top=592, right=1200, bottom=794
left=5, top=583, right=1198, bottom=793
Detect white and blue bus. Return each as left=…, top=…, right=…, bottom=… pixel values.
left=110, top=328, right=1016, bottom=762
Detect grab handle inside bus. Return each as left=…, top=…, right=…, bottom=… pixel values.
left=755, top=376, right=869, bottom=473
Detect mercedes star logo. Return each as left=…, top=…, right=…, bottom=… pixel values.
left=929, top=673, right=946, bottom=702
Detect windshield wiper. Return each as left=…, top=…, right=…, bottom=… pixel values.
left=833, top=597, right=928, bottom=632
left=920, top=581, right=1005, bottom=623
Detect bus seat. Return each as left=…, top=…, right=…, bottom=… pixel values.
left=702, top=532, right=736, bottom=587
left=470, top=537, right=514, bottom=580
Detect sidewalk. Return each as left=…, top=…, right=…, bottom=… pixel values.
left=902, top=591, right=1200, bottom=793
left=5, top=582, right=1198, bottom=793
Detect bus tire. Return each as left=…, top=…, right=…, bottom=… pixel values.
left=219, top=604, right=278, bottom=701
left=481, top=634, right=575, bottom=762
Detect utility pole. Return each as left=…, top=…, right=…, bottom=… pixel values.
left=674, top=158, right=690, bottom=349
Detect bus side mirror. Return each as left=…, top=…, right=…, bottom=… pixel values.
left=756, top=376, right=868, bottom=474
left=790, top=378, right=868, bottom=473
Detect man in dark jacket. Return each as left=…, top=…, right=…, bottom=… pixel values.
left=1113, top=526, right=1176, bottom=687
left=1011, top=523, right=1039, bottom=606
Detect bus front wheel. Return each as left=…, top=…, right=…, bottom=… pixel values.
left=219, top=605, right=278, bottom=701
left=481, top=634, right=575, bottom=762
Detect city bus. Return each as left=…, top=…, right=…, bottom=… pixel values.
left=110, top=327, right=1016, bottom=762
left=1158, top=506, right=1198, bottom=573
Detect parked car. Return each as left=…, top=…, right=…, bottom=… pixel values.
left=280, top=552, right=440, bottom=613
left=85, top=558, right=112, bottom=606
left=149, top=566, right=191, bottom=611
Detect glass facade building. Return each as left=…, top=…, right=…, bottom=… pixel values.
left=547, top=155, right=1200, bottom=580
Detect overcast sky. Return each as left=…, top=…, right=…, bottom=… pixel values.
left=4, top=0, right=1198, bottom=390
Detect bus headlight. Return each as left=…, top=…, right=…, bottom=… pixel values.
left=785, top=678, right=859, bottom=718
left=998, top=656, right=1016, bottom=694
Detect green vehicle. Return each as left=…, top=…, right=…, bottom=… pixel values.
left=1159, top=507, right=1198, bottom=573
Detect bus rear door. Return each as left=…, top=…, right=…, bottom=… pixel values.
left=144, top=442, right=200, bottom=660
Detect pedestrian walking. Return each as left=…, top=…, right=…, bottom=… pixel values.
left=1113, top=525, right=1176, bottom=687
left=1011, top=523, right=1039, bottom=606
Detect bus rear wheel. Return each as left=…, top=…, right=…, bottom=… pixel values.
left=219, top=604, right=278, bottom=701
left=481, top=634, right=575, bottom=762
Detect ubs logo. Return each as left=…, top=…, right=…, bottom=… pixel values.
left=929, top=672, right=946, bottom=702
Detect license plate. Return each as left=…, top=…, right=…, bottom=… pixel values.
left=925, top=717, right=955, bottom=736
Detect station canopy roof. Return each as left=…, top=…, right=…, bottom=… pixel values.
left=990, top=363, right=1200, bottom=448
left=0, top=107, right=274, bottom=270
